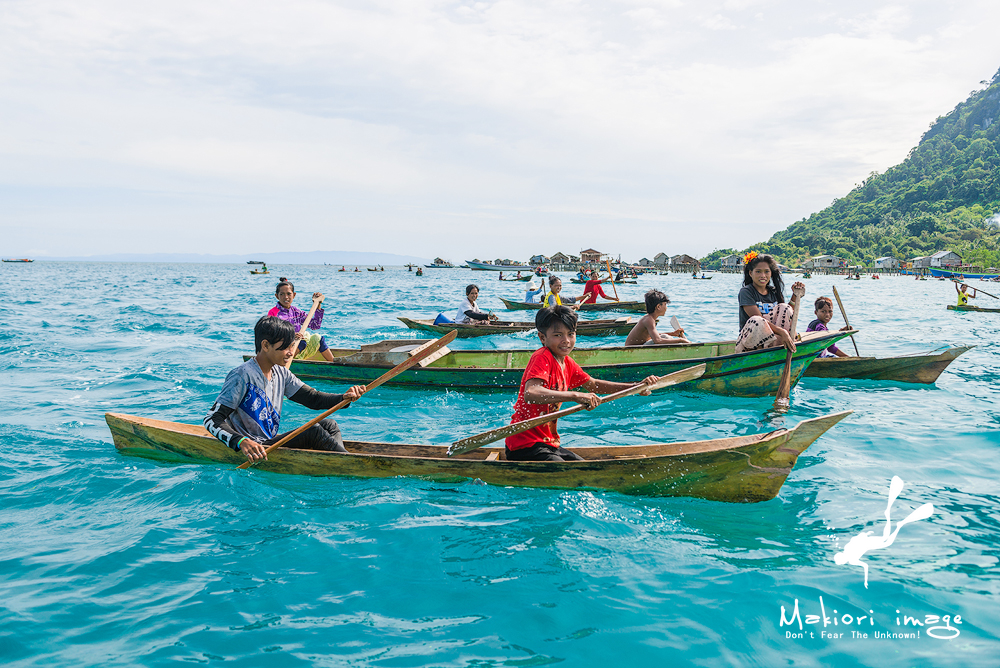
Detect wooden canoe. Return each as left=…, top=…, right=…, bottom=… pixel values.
left=249, top=270, right=270, bottom=275
left=501, top=297, right=646, bottom=312
left=398, top=316, right=637, bottom=338
left=947, top=304, right=1000, bottom=313
left=271, top=330, right=854, bottom=397
left=105, top=411, right=851, bottom=502
left=803, top=346, right=973, bottom=383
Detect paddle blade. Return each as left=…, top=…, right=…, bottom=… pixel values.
left=670, top=316, right=681, bottom=332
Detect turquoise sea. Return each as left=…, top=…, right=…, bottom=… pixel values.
left=1, top=263, right=998, bottom=667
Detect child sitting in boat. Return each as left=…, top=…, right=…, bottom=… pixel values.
left=204, top=316, right=366, bottom=463
left=805, top=297, right=850, bottom=357
left=543, top=277, right=579, bottom=309
left=505, top=306, right=658, bottom=462
left=524, top=279, right=544, bottom=304
left=456, top=284, right=498, bottom=324
left=955, top=281, right=977, bottom=307
left=580, top=270, right=618, bottom=305
left=735, top=252, right=805, bottom=353
left=624, top=289, right=689, bottom=346
left=268, top=278, right=336, bottom=362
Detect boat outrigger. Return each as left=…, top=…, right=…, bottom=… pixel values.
left=105, top=411, right=851, bottom=503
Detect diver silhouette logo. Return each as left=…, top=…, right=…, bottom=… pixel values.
left=834, top=476, right=934, bottom=588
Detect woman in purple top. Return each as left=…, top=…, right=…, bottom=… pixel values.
left=267, top=278, right=336, bottom=362
left=806, top=296, right=851, bottom=358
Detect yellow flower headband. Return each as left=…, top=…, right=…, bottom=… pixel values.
left=743, top=251, right=758, bottom=264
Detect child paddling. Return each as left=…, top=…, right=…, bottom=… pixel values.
left=805, top=296, right=851, bottom=357
left=504, top=306, right=658, bottom=462
left=268, top=278, right=336, bottom=362
left=204, top=316, right=366, bottom=463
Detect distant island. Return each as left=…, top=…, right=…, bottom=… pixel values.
left=32, top=250, right=432, bottom=265
left=700, top=67, right=1000, bottom=271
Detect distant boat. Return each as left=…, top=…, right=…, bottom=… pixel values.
left=930, top=268, right=999, bottom=280
left=246, top=260, right=265, bottom=265
left=2, top=258, right=34, bottom=263
left=466, top=259, right=532, bottom=271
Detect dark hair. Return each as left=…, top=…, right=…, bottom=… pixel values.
left=549, top=276, right=562, bottom=285
left=644, top=289, right=670, bottom=314
left=535, top=305, right=578, bottom=333
left=254, top=315, right=295, bottom=353
left=742, top=254, right=785, bottom=301
left=466, top=284, right=479, bottom=296
left=275, top=278, right=294, bottom=296
left=814, top=296, right=833, bottom=311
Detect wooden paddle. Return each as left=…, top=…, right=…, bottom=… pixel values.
left=605, top=259, right=620, bottom=301
left=670, top=315, right=683, bottom=338
left=446, top=363, right=706, bottom=456
left=238, top=330, right=458, bottom=469
left=773, top=284, right=806, bottom=409
left=284, top=295, right=323, bottom=369
left=831, top=285, right=860, bottom=356
left=953, top=279, right=998, bottom=300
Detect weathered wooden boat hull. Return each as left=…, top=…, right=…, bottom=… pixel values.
left=803, top=346, right=973, bottom=383
left=105, top=411, right=850, bottom=502
left=501, top=297, right=646, bottom=312
left=948, top=304, right=1000, bottom=313
left=398, top=317, right=635, bottom=338
left=274, top=331, right=852, bottom=397
left=249, top=270, right=270, bottom=274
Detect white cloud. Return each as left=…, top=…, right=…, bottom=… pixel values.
left=0, top=0, right=998, bottom=259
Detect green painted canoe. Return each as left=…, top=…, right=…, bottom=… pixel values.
left=398, top=316, right=637, bottom=338
left=803, top=345, right=973, bottom=383
left=500, top=297, right=646, bottom=312
left=105, top=411, right=851, bottom=503
left=947, top=304, right=1000, bottom=313
left=265, top=330, right=854, bottom=397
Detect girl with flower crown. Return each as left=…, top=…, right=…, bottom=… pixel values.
left=735, top=252, right=806, bottom=353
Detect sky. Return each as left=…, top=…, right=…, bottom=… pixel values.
left=1, top=0, right=999, bottom=262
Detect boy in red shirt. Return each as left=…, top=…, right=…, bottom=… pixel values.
left=580, top=269, right=618, bottom=304
left=505, top=306, right=658, bottom=462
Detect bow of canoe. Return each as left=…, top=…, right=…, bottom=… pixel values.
left=803, top=345, right=973, bottom=383
left=105, top=410, right=851, bottom=503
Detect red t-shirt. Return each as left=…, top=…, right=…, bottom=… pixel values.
left=582, top=279, right=609, bottom=304
left=505, top=347, right=592, bottom=451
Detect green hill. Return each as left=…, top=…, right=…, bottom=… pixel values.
left=707, top=67, right=1000, bottom=269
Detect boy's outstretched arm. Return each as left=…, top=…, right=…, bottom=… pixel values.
left=524, top=378, right=599, bottom=409
left=582, top=376, right=659, bottom=397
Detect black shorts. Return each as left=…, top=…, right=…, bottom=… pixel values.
left=505, top=443, right=584, bottom=462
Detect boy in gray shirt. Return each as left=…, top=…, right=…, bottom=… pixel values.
left=205, top=316, right=366, bottom=463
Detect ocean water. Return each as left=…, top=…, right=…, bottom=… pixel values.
left=1, top=263, right=998, bottom=667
